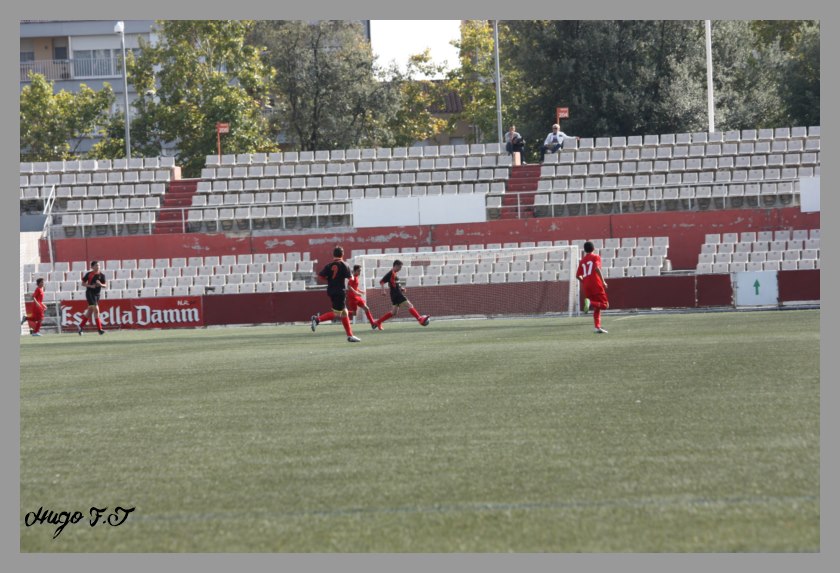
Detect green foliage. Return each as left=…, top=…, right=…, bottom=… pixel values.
left=707, top=20, right=786, bottom=130
left=778, top=21, right=820, bottom=126
left=445, top=21, right=531, bottom=145
left=126, top=20, right=278, bottom=177
left=385, top=50, right=450, bottom=147
left=249, top=21, right=446, bottom=150
left=462, top=20, right=818, bottom=157
left=19, top=20, right=820, bottom=166
left=20, top=74, right=115, bottom=161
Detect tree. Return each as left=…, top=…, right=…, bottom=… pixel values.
left=249, top=20, right=434, bottom=151
left=446, top=21, right=531, bottom=145
left=123, top=20, right=278, bottom=177
left=504, top=21, right=713, bottom=144
left=776, top=21, right=820, bottom=126
left=20, top=73, right=115, bottom=162
left=706, top=20, right=787, bottom=131
left=383, top=50, right=450, bottom=148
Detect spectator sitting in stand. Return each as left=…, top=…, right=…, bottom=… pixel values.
left=540, top=122, right=579, bottom=163
left=504, top=124, right=527, bottom=164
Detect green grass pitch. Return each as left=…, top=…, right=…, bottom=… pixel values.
left=19, top=309, right=819, bottom=552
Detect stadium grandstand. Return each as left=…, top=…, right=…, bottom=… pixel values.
left=20, top=125, right=820, bottom=334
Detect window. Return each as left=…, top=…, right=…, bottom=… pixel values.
left=73, top=49, right=115, bottom=77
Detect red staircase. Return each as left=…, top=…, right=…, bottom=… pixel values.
left=502, top=164, right=542, bottom=219
left=154, top=179, right=199, bottom=234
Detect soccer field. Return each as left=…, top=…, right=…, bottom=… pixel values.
left=19, top=309, right=819, bottom=552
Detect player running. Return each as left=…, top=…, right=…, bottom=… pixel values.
left=346, top=264, right=378, bottom=329
left=372, top=260, right=430, bottom=330
left=78, top=260, right=107, bottom=335
left=26, top=278, right=47, bottom=336
left=576, top=241, right=609, bottom=334
left=310, top=246, right=361, bottom=342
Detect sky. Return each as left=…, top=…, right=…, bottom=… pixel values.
left=369, top=20, right=462, bottom=79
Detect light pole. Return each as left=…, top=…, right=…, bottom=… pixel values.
left=705, top=20, right=715, bottom=134
left=114, top=21, right=131, bottom=159
left=493, top=20, right=503, bottom=145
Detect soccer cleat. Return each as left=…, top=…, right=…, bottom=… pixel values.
left=98, top=329, right=106, bottom=335
left=310, top=315, right=319, bottom=332
left=20, top=316, right=28, bottom=325
left=371, top=321, right=379, bottom=330
left=347, top=335, right=361, bottom=342
left=421, top=315, right=431, bottom=326
left=78, top=326, right=83, bottom=336
left=583, top=298, right=590, bottom=313
left=595, top=327, right=608, bottom=334
left=31, top=332, right=42, bottom=337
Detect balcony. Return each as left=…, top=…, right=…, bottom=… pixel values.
left=20, top=57, right=123, bottom=83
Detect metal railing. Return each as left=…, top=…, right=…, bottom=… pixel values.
left=55, top=202, right=355, bottom=237
left=20, top=57, right=123, bottom=82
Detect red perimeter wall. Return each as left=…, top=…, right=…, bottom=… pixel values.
left=204, top=270, right=817, bottom=325
left=42, top=208, right=820, bottom=272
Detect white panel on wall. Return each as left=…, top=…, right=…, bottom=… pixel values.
left=353, top=194, right=488, bottom=228
left=800, top=176, right=820, bottom=213
left=352, top=197, right=420, bottom=228
left=418, top=194, right=487, bottom=225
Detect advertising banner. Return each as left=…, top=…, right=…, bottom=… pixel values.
left=60, top=297, right=204, bottom=330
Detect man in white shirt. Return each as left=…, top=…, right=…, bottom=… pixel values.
left=540, top=123, right=578, bottom=163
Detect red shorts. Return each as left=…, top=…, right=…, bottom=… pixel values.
left=346, top=295, right=364, bottom=313
left=583, top=284, right=608, bottom=307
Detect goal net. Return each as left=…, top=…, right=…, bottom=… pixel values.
left=354, top=246, right=580, bottom=323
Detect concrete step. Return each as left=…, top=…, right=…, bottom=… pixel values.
left=506, top=180, right=540, bottom=192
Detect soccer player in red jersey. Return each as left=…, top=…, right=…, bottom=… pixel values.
left=346, top=264, right=378, bottom=329
left=310, top=246, right=360, bottom=342
left=78, top=260, right=107, bottom=335
left=372, top=260, right=430, bottom=330
left=576, top=241, right=609, bottom=333
left=27, top=278, right=47, bottom=336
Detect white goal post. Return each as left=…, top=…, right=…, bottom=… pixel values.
left=355, top=246, right=581, bottom=322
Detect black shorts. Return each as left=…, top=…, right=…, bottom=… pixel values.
left=329, top=291, right=347, bottom=312
left=86, top=290, right=101, bottom=306
left=389, top=289, right=407, bottom=306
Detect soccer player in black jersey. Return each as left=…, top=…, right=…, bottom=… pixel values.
left=311, top=246, right=360, bottom=342
left=78, top=260, right=107, bottom=335
left=372, top=259, right=430, bottom=330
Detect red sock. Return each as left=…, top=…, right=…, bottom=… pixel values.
left=340, top=315, right=353, bottom=337
left=364, top=308, right=376, bottom=325
left=378, top=311, right=393, bottom=325
left=409, top=307, right=422, bottom=321
left=594, top=308, right=601, bottom=329
left=79, top=317, right=88, bottom=329
left=96, top=317, right=103, bottom=331
left=318, top=311, right=335, bottom=322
